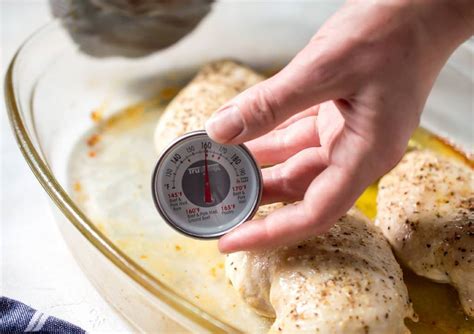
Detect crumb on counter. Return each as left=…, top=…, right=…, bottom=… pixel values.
left=175, top=244, right=182, bottom=251
left=88, top=151, right=97, bottom=158
left=140, top=255, right=148, bottom=260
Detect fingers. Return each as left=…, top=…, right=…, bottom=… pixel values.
left=218, top=202, right=324, bottom=253
left=246, top=116, right=320, bottom=166
left=206, top=44, right=345, bottom=144
left=219, top=163, right=369, bottom=253
left=260, top=147, right=327, bottom=204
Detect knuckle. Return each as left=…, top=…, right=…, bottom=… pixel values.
left=279, top=166, right=293, bottom=193
left=244, top=85, right=279, bottom=127
left=279, top=130, right=293, bottom=158
left=280, top=164, right=306, bottom=200
left=263, top=218, right=277, bottom=241
left=302, top=199, right=321, bottom=227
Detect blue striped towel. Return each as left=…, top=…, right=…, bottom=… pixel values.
left=0, top=297, right=85, bottom=333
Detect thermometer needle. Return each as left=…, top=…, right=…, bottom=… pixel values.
left=204, top=147, right=213, bottom=203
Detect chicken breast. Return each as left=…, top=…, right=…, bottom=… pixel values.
left=226, top=208, right=416, bottom=333
left=154, top=60, right=264, bottom=153
left=376, top=150, right=474, bottom=317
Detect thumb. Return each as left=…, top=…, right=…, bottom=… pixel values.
left=205, top=48, right=343, bottom=144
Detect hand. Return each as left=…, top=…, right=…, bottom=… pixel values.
left=205, top=0, right=474, bottom=253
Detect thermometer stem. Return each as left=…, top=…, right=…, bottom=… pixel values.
left=204, top=147, right=212, bottom=203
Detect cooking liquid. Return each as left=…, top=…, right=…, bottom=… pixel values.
left=69, top=98, right=473, bottom=334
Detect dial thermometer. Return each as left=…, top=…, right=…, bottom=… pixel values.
left=152, top=130, right=262, bottom=239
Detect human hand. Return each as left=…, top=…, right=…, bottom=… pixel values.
left=205, top=0, right=474, bottom=253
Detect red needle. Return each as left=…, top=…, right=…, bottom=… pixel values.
left=204, top=146, right=213, bottom=203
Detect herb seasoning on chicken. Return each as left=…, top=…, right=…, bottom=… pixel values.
left=227, top=208, right=417, bottom=333
left=376, top=150, right=473, bottom=317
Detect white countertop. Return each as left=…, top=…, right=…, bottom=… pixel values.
left=1, top=1, right=132, bottom=332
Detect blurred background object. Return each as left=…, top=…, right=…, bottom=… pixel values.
left=50, top=0, right=213, bottom=57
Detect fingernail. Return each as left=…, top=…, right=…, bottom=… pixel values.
left=218, top=234, right=236, bottom=254
left=206, top=105, right=243, bottom=143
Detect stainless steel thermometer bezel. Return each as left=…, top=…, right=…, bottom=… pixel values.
left=151, top=130, right=263, bottom=239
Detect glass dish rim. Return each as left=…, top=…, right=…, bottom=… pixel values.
left=4, top=20, right=237, bottom=333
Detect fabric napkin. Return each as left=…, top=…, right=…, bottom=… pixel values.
left=0, top=297, right=85, bottom=333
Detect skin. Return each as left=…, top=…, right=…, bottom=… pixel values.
left=205, top=0, right=474, bottom=253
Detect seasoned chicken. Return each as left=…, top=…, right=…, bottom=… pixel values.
left=154, top=60, right=264, bottom=153
left=226, top=209, right=417, bottom=333
left=376, top=150, right=474, bottom=317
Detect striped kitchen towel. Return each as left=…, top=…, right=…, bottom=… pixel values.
left=0, top=297, right=85, bottom=333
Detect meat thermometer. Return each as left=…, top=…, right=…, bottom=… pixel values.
left=151, top=130, right=262, bottom=239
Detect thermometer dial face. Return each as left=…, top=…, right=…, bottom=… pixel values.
left=152, top=130, right=262, bottom=238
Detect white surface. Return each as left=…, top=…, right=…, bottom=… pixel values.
left=1, top=1, right=132, bottom=332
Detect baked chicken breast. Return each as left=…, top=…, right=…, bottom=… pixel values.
left=227, top=209, right=417, bottom=333
left=376, top=150, right=473, bottom=317
left=154, top=60, right=263, bottom=153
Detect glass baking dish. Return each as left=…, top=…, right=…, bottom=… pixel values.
left=5, top=2, right=473, bottom=333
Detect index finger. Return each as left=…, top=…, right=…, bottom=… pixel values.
left=218, top=162, right=370, bottom=253
left=205, top=45, right=344, bottom=144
